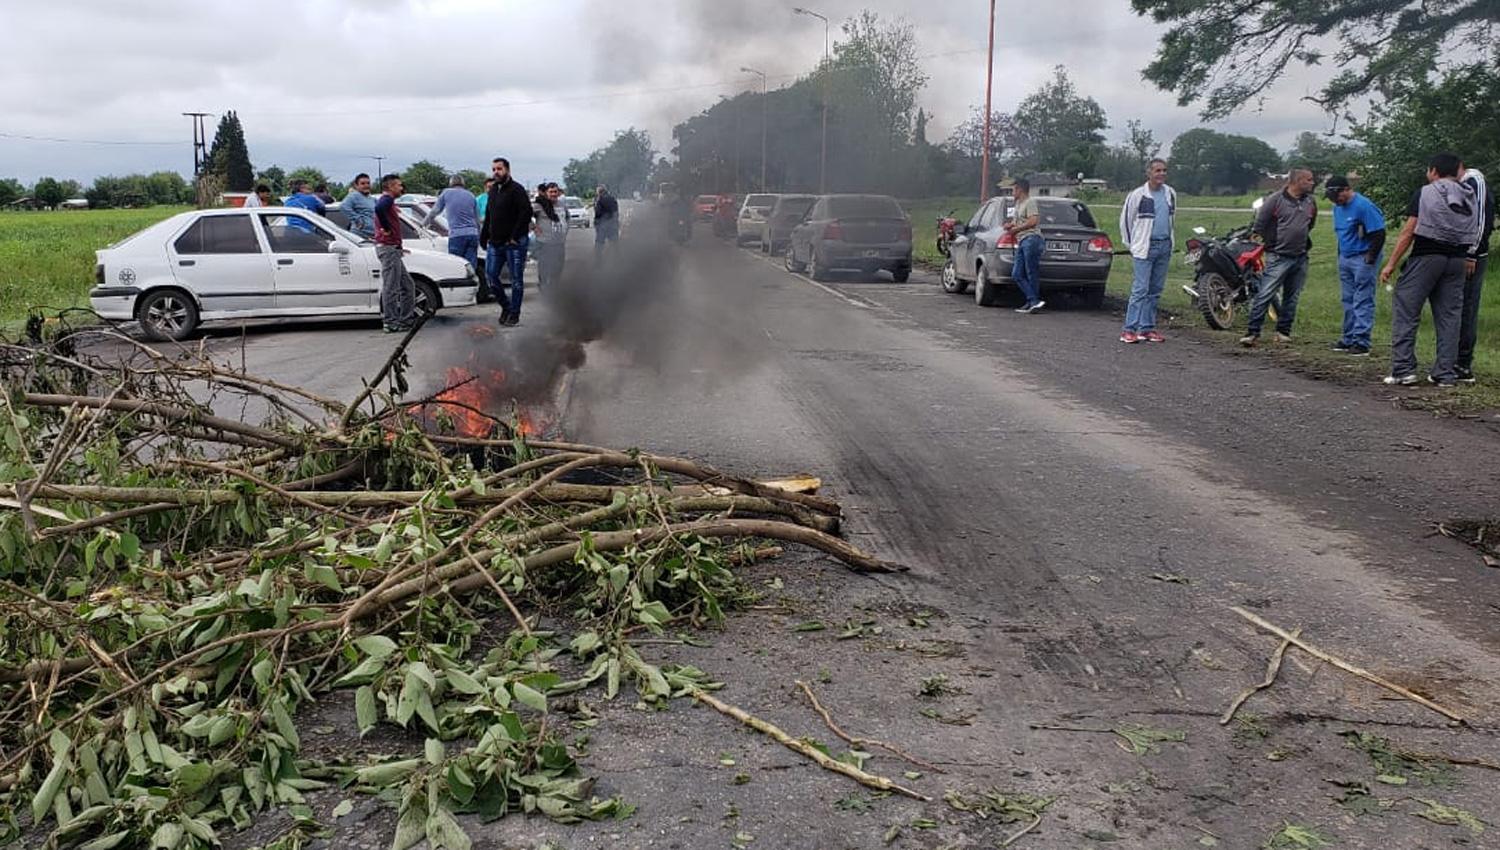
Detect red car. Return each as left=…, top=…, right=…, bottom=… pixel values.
left=694, top=194, right=718, bottom=221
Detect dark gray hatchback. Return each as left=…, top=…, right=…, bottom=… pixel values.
left=942, top=196, right=1114, bottom=308
left=784, top=194, right=913, bottom=282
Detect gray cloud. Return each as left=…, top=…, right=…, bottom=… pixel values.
left=2, top=0, right=1353, bottom=184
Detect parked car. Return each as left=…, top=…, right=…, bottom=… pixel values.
left=563, top=195, right=592, bottom=228
left=323, top=203, right=448, bottom=254
left=735, top=194, right=779, bottom=245
left=89, top=208, right=478, bottom=341
left=942, top=196, right=1113, bottom=308
left=783, top=194, right=913, bottom=282
left=693, top=194, right=719, bottom=221
left=759, top=194, right=817, bottom=255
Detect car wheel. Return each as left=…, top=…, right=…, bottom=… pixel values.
left=940, top=258, right=967, bottom=293
left=974, top=263, right=999, bottom=307
left=1078, top=284, right=1106, bottom=310
left=784, top=244, right=806, bottom=273
left=137, top=288, right=199, bottom=341
left=414, top=278, right=441, bottom=316
left=892, top=267, right=911, bottom=283
left=810, top=249, right=831, bottom=281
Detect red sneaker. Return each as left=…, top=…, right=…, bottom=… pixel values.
left=1120, top=331, right=1140, bottom=344
left=1142, top=331, right=1166, bottom=343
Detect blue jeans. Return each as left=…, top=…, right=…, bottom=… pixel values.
left=1012, top=235, right=1043, bottom=305
left=1246, top=252, right=1308, bottom=337
left=491, top=237, right=528, bottom=316
left=447, top=234, right=479, bottom=269
left=1337, top=252, right=1379, bottom=348
left=1124, top=239, right=1172, bottom=332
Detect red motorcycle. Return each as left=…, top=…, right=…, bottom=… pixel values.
left=935, top=209, right=959, bottom=257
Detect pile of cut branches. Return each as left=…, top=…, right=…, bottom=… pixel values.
left=0, top=319, right=896, bottom=849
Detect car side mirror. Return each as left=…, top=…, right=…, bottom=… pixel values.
left=328, top=242, right=351, bottom=255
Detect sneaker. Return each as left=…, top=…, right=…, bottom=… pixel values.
left=1013, top=304, right=1030, bottom=313
left=1028, top=300, right=1045, bottom=313
left=1346, top=346, right=1371, bottom=357
left=1275, top=332, right=1293, bottom=344
left=1382, top=373, right=1419, bottom=386
left=1427, top=375, right=1457, bottom=389
left=1330, top=341, right=1352, bottom=352
left=1120, top=331, right=1140, bottom=344
left=383, top=324, right=412, bottom=334
left=504, top=313, right=520, bottom=327
left=1455, top=368, right=1476, bottom=384
left=1239, top=335, right=1259, bottom=348
left=1142, top=331, right=1166, bottom=343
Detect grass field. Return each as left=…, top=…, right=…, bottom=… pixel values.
left=906, top=195, right=1500, bottom=409
left=0, top=207, right=187, bottom=324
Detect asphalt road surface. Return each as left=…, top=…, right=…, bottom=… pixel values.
left=199, top=226, right=1500, bottom=849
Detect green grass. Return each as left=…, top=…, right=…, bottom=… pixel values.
left=0, top=207, right=188, bottom=324
left=905, top=195, right=1500, bottom=411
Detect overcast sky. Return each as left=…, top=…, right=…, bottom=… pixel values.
left=0, top=0, right=1351, bottom=186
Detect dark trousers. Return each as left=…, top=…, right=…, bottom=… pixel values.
left=1390, top=254, right=1466, bottom=381
left=1246, top=252, right=1308, bottom=337
left=1457, top=255, right=1488, bottom=371
left=485, top=237, right=529, bottom=317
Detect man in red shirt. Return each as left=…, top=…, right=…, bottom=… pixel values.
left=375, top=174, right=417, bottom=332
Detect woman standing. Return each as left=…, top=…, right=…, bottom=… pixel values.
left=532, top=182, right=569, bottom=289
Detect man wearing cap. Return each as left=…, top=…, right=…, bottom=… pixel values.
left=1326, top=176, right=1386, bottom=356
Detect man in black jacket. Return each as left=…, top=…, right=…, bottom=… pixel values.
left=480, top=157, right=534, bottom=326
left=594, top=184, right=620, bottom=260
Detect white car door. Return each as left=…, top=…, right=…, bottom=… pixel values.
left=254, top=212, right=374, bottom=311
left=168, top=213, right=274, bottom=315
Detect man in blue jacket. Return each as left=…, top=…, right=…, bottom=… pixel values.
left=1325, top=175, right=1385, bottom=357
left=283, top=180, right=326, bottom=233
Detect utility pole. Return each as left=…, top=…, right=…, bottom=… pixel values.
left=367, top=155, right=385, bottom=177
left=183, top=112, right=210, bottom=177
left=980, top=0, right=996, bottom=202
left=793, top=7, right=829, bottom=193
left=741, top=67, right=768, bottom=191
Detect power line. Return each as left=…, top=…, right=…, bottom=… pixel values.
left=0, top=130, right=179, bottom=146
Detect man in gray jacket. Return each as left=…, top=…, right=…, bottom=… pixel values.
left=1379, top=153, right=1476, bottom=387
left=1241, top=167, right=1318, bottom=346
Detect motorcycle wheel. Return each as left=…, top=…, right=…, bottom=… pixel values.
left=936, top=236, right=950, bottom=257
left=1198, top=272, right=1235, bottom=330
left=940, top=258, right=968, bottom=294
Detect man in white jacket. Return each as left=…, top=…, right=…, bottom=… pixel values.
left=1119, top=159, right=1176, bottom=343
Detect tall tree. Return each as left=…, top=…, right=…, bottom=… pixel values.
left=1285, top=132, right=1364, bottom=181
left=1131, top=0, right=1500, bottom=118
left=565, top=129, right=655, bottom=197
left=454, top=168, right=488, bottom=194
left=32, top=177, right=66, bottom=208
left=256, top=166, right=287, bottom=194
left=1168, top=128, right=1282, bottom=194
left=401, top=160, right=448, bottom=194
left=1012, top=66, right=1108, bottom=176
left=287, top=166, right=331, bottom=192
left=0, top=178, right=24, bottom=206
left=828, top=11, right=928, bottom=143
left=1125, top=120, right=1160, bottom=166
left=205, top=111, right=255, bottom=191
left=1352, top=66, right=1500, bottom=215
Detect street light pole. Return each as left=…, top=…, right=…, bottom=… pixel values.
left=793, top=7, right=829, bottom=194
left=741, top=67, right=768, bottom=191
left=367, top=155, right=385, bottom=177
left=980, top=0, right=996, bottom=202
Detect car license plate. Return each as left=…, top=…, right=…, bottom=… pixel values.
left=1045, top=240, right=1073, bottom=252
left=1183, top=249, right=1202, bottom=265
left=864, top=249, right=880, bottom=257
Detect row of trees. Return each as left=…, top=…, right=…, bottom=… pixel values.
left=562, top=129, right=655, bottom=199
left=0, top=172, right=194, bottom=208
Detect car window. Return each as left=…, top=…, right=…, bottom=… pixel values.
left=967, top=201, right=992, bottom=231
left=745, top=194, right=777, bottom=208
left=696, top=195, right=717, bottom=204
left=777, top=198, right=816, bottom=218
left=1036, top=199, right=1097, bottom=228
left=806, top=199, right=826, bottom=220
left=828, top=196, right=903, bottom=218
left=174, top=215, right=261, bottom=255
left=324, top=209, right=351, bottom=230
left=564, top=198, right=583, bottom=209
left=257, top=214, right=336, bottom=253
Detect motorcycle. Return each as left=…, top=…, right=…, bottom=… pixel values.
left=935, top=209, right=959, bottom=257
left=1181, top=200, right=1278, bottom=330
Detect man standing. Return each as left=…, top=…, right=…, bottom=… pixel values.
left=243, top=184, right=274, bottom=208
left=343, top=173, right=376, bottom=240
left=426, top=174, right=480, bottom=269
left=1119, top=158, right=1176, bottom=343
left=532, top=182, right=569, bottom=289
left=1456, top=160, right=1495, bottom=382
left=1325, top=175, right=1386, bottom=357
left=479, top=157, right=533, bottom=326
left=1241, top=167, right=1318, bottom=346
left=593, top=184, right=620, bottom=259
left=1379, top=153, right=1477, bottom=387
left=374, top=174, right=417, bottom=333
left=476, top=177, right=494, bottom=221
left=1002, top=177, right=1045, bottom=314
left=283, top=179, right=326, bottom=232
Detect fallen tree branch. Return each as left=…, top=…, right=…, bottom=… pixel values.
left=1220, top=630, right=1298, bottom=726
left=795, top=680, right=945, bottom=773
left=1230, top=606, right=1466, bottom=725
left=690, top=689, right=929, bottom=801
left=21, top=393, right=302, bottom=450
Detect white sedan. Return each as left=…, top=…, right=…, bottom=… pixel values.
left=563, top=196, right=592, bottom=228
left=89, top=207, right=479, bottom=341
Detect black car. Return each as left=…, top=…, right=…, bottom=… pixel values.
left=942, top=196, right=1114, bottom=308
left=759, top=194, right=817, bottom=255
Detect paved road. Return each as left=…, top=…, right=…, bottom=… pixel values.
left=202, top=227, right=1500, bottom=848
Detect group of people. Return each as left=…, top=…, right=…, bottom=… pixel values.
left=240, top=160, right=624, bottom=332
left=1118, top=154, right=1494, bottom=387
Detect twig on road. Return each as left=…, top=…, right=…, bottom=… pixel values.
left=1230, top=606, right=1466, bottom=725
left=795, top=680, right=945, bottom=773
left=1220, top=630, right=1298, bottom=726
